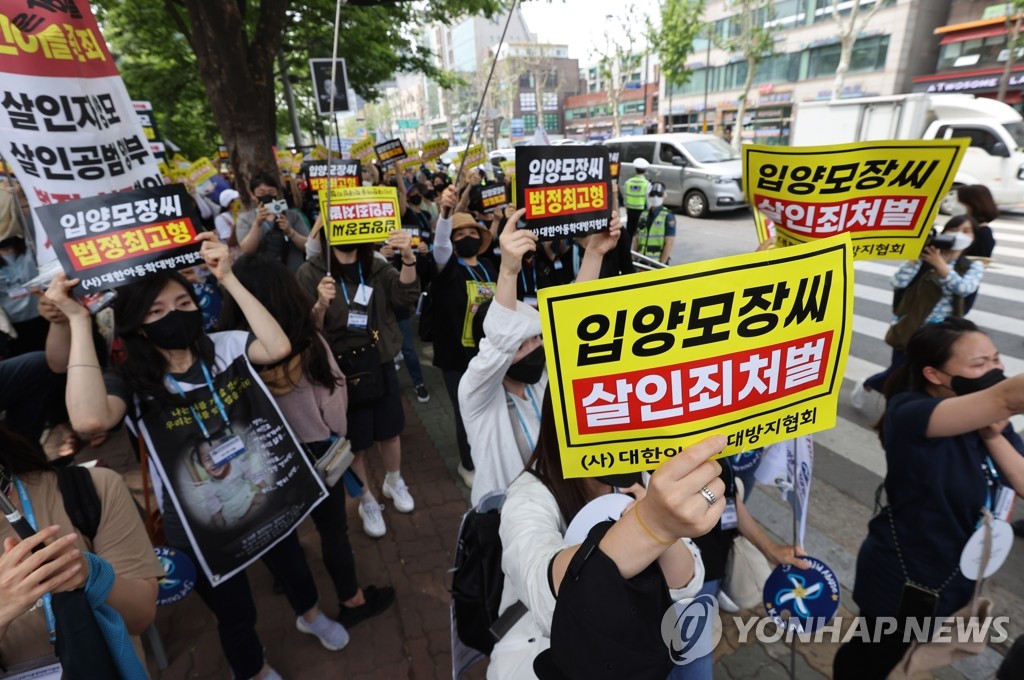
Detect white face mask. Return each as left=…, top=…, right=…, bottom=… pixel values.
left=362, top=180, right=374, bottom=187
left=649, top=196, right=664, bottom=208
left=951, top=231, right=974, bottom=251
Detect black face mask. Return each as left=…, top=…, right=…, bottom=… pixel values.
left=950, top=368, right=1006, bottom=395
left=425, top=190, right=437, bottom=201
left=409, top=195, right=423, bottom=206
left=141, top=309, right=203, bottom=350
left=506, top=345, right=545, bottom=384
left=337, top=244, right=359, bottom=253
left=454, top=235, right=481, bottom=258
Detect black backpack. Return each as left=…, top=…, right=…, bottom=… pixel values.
left=447, top=491, right=525, bottom=655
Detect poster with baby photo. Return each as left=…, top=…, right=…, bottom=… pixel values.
left=134, top=349, right=327, bottom=585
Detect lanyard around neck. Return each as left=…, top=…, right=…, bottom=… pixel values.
left=521, top=266, right=538, bottom=295
left=508, top=384, right=542, bottom=452
left=339, top=263, right=365, bottom=307
left=166, top=360, right=231, bottom=441
left=13, top=477, right=56, bottom=641
left=458, top=259, right=491, bottom=284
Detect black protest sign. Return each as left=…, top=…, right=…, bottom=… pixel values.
left=480, top=183, right=507, bottom=212
left=135, top=345, right=327, bottom=585
left=374, top=139, right=407, bottom=168
left=309, top=58, right=351, bottom=115
left=609, top=150, right=620, bottom=178
left=515, top=145, right=612, bottom=240
left=35, top=184, right=203, bottom=292
left=303, top=160, right=361, bottom=194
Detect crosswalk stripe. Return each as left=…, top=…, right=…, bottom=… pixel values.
left=851, top=312, right=1024, bottom=374
left=854, top=263, right=1024, bottom=303
left=992, top=231, right=1024, bottom=244
left=854, top=257, right=1024, bottom=282
left=990, top=219, right=1024, bottom=234
left=854, top=282, right=1024, bottom=336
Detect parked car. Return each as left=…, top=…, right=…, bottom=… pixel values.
left=603, top=133, right=745, bottom=218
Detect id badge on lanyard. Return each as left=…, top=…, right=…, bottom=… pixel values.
left=461, top=280, right=496, bottom=348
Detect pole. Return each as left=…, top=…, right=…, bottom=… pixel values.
left=278, top=48, right=303, bottom=149
left=702, top=30, right=711, bottom=134
left=322, top=0, right=348, bottom=278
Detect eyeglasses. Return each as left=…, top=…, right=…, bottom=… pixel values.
left=649, top=192, right=664, bottom=197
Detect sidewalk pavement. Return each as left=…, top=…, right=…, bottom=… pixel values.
left=67, top=345, right=973, bottom=680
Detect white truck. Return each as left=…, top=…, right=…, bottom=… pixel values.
left=791, top=93, right=1024, bottom=212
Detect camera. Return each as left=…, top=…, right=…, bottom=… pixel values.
left=259, top=195, right=289, bottom=216
left=925, top=232, right=957, bottom=250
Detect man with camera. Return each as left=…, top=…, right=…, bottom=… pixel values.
left=236, top=172, right=311, bottom=273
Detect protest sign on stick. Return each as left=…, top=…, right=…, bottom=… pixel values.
left=303, top=160, right=360, bottom=195
left=318, top=185, right=400, bottom=246
left=538, top=235, right=854, bottom=478
left=374, top=139, right=407, bottom=169
left=744, top=140, right=968, bottom=259
left=516, top=145, right=612, bottom=240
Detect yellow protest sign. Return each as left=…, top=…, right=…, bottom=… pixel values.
left=398, top=150, right=421, bottom=173
left=186, top=157, right=217, bottom=186
left=310, top=144, right=330, bottom=161
left=744, top=140, right=968, bottom=260
left=275, top=149, right=293, bottom=175
left=501, top=160, right=516, bottom=201
left=421, top=139, right=450, bottom=161
left=290, top=152, right=304, bottom=177
left=539, top=235, right=854, bottom=478
left=350, top=136, right=377, bottom=162
left=457, top=144, right=486, bottom=171
left=319, top=185, right=400, bottom=246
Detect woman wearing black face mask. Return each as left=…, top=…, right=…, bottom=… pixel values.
left=47, top=233, right=350, bottom=680
left=429, top=187, right=499, bottom=487
left=835, top=318, right=1024, bottom=680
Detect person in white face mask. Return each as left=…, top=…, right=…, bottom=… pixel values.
left=851, top=215, right=986, bottom=410
left=631, top=182, right=676, bottom=265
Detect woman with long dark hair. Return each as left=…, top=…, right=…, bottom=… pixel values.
left=835, top=319, right=1024, bottom=679
left=490, top=389, right=724, bottom=680
left=296, top=230, right=420, bottom=539
left=47, top=234, right=348, bottom=680
left=221, top=254, right=395, bottom=627
left=0, top=425, right=163, bottom=676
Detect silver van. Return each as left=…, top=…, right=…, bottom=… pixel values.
left=604, top=134, right=746, bottom=218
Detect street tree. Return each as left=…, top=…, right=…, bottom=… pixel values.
left=716, top=0, right=775, bottom=151
left=650, top=0, right=706, bottom=130
left=95, top=0, right=501, bottom=200
left=998, top=1, right=1024, bottom=102
left=830, top=0, right=884, bottom=101
left=593, top=4, right=648, bottom=137
left=499, top=43, right=567, bottom=140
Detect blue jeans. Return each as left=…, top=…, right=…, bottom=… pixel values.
left=667, top=579, right=720, bottom=680
left=396, top=315, right=424, bottom=386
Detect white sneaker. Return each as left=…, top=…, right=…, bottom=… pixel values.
left=717, top=590, right=740, bottom=614
left=296, top=612, right=350, bottom=651
left=382, top=475, right=415, bottom=513
left=850, top=381, right=868, bottom=410
left=358, top=500, right=387, bottom=537
left=457, top=464, right=475, bottom=489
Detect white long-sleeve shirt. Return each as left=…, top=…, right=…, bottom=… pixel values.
left=488, top=473, right=705, bottom=680
left=458, top=299, right=547, bottom=505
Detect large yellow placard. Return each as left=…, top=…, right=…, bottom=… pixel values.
left=538, top=235, right=854, bottom=478
left=319, top=186, right=400, bottom=246
left=744, top=140, right=968, bottom=260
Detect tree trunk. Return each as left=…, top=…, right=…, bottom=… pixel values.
left=998, top=17, right=1022, bottom=102
left=180, top=0, right=288, bottom=204
left=733, top=56, right=757, bottom=152
left=831, top=33, right=855, bottom=101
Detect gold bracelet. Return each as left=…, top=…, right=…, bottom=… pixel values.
left=634, top=501, right=675, bottom=546
left=66, top=364, right=102, bottom=370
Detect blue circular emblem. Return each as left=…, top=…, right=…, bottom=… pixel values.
left=763, top=556, right=840, bottom=633
left=154, top=546, right=197, bottom=607
left=730, top=448, right=764, bottom=474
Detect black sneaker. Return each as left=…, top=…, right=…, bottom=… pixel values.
left=415, top=384, right=430, bottom=403
left=336, top=585, right=396, bottom=628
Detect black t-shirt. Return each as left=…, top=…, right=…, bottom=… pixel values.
left=854, top=390, right=1024, bottom=617
left=430, top=257, right=497, bottom=372
left=692, top=461, right=739, bottom=581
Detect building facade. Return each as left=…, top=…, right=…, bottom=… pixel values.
left=661, top=0, right=953, bottom=145
left=495, top=42, right=581, bottom=140
left=563, top=84, right=658, bottom=139
left=912, top=1, right=1024, bottom=106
